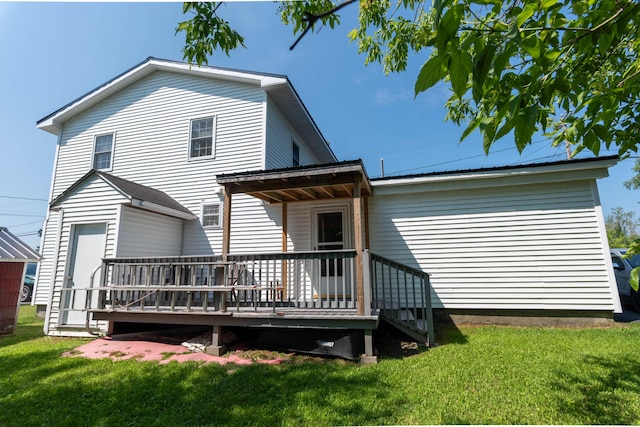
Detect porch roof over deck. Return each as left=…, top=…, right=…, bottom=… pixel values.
left=216, top=160, right=372, bottom=204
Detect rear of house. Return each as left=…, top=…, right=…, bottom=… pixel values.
left=370, top=158, right=622, bottom=323
left=32, top=58, right=621, bottom=358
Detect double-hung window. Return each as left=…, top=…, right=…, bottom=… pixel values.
left=292, top=140, right=300, bottom=167
left=93, top=133, right=114, bottom=170
left=190, top=117, right=216, bottom=159
left=202, top=202, right=222, bottom=228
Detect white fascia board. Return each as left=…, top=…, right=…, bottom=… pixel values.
left=372, top=158, right=618, bottom=195
left=37, top=58, right=282, bottom=136
left=260, top=76, right=289, bottom=88
left=130, top=199, right=197, bottom=220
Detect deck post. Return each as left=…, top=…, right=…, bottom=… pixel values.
left=281, top=203, right=288, bottom=299
left=222, top=187, right=232, bottom=262
left=353, top=175, right=365, bottom=315
left=360, top=329, right=377, bottom=364
left=215, top=187, right=233, bottom=312
left=205, top=324, right=226, bottom=356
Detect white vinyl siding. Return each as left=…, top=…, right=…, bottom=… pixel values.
left=43, top=177, right=126, bottom=336
left=52, top=71, right=265, bottom=205
left=33, top=210, right=61, bottom=306
left=265, top=96, right=320, bottom=169
left=369, top=179, right=617, bottom=311
left=115, top=206, right=183, bottom=257
left=50, top=71, right=266, bottom=255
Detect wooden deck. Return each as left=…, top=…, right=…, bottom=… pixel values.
left=91, top=305, right=380, bottom=330
left=81, top=250, right=434, bottom=355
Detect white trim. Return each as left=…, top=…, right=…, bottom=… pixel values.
left=187, top=116, right=217, bottom=161
left=37, top=59, right=288, bottom=135
left=592, top=181, right=623, bottom=313
left=113, top=204, right=124, bottom=257
left=43, top=209, right=63, bottom=335
left=91, top=131, right=116, bottom=171
left=261, top=92, right=268, bottom=170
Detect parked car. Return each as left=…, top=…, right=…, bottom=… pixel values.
left=20, top=262, right=37, bottom=303
left=610, top=248, right=640, bottom=311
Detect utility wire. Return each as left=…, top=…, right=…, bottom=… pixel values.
left=0, top=195, right=48, bottom=202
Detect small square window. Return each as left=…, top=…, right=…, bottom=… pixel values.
left=190, top=117, right=215, bottom=158
left=202, top=203, right=222, bottom=228
left=292, top=141, right=300, bottom=167
left=93, top=133, right=114, bottom=170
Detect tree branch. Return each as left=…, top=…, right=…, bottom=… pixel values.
left=289, top=0, right=358, bottom=50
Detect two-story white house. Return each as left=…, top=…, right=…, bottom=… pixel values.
left=33, top=57, right=622, bottom=362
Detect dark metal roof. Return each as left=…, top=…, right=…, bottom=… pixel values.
left=0, top=228, right=40, bottom=262
left=371, top=155, right=620, bottom=182
left=50, top=170, right=193, bottom=216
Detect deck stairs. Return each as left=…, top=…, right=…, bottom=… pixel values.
left=368, top=252, right=435, bottom=346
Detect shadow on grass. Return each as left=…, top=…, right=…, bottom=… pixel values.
left=551, top=354, right=640, bottom=424
left=0, top=325, right=45, bottom=348
left=0, top=349, right=396, bottom=426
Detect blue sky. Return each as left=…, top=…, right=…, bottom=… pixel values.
left=0, top=1, right=637, bottom=250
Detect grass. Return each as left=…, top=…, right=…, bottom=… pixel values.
left=2, top=306, right=640, bottom=426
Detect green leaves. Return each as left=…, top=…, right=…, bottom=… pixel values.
left=177, top=0, right=640, bottom=160
left=415, top=55, right=448, bottom=94
left=631, top=267, right=640, bottom=292
left=177, top=2, right=245, bottom=66
left=449, top=50, right=473, bottom=98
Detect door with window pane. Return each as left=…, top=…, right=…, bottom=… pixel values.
left=312, top=206, right=350, bottom=300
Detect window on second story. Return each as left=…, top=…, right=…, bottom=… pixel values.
left=292, top=140, right=300, bottom=167
left=202, top=202, right=222, bottom=228
left=190, top=117, right=216, bottom=159
left=93, top=133, right=114, bottom=170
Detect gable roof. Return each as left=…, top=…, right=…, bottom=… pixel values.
left=51, top=170, right=196, bottom=220
left=0, top=228, right=40, bottom=262
left=37, top=57, right=336, bottom=163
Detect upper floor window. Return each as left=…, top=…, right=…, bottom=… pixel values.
left=190, top=117, right=216, bottom=159
left=202, top=202, right=222, bottom=228
left=292, top=140, right=300, bottom=167
left=93, top=133, right=114, bottom=170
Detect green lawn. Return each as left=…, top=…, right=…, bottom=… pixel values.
left=2, top=306, right=640, bottom=426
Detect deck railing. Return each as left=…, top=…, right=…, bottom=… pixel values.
left=90, top=251, right=358, bottom=314
left=369, top=252, right=435, bottom=345
left=81, top=250, right=434, bottom=344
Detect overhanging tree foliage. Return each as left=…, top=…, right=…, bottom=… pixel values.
left=177, top=0, right=640, bottom=158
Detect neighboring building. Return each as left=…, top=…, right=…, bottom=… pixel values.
left=33, top=58, right=621, bottom=360
left=0, top=227, right=40, bottom=334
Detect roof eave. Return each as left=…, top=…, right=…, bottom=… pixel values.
left=36, top=58, right=289, bottom=133
left=372, top=156, right=618, bottom=194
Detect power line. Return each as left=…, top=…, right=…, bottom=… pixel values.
left=15, top=231, right=40, bottom=237
left=0, top=213, right=44, bottom=217
left=0, top=195, right=48, bottom=202
left=7, top=220, right=44, bottom=228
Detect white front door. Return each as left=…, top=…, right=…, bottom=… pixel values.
left=62, top=223, right=106, bottom=325
left=312, top=206, right=350, bottom=299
